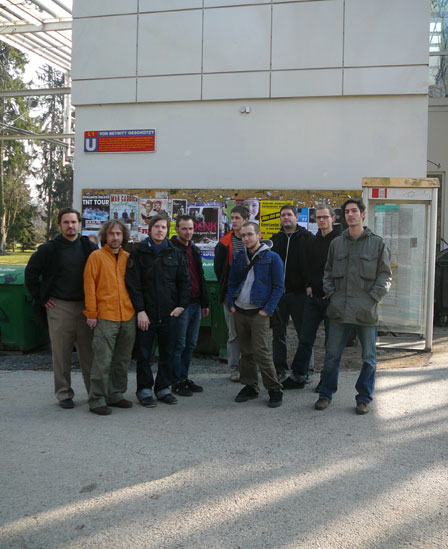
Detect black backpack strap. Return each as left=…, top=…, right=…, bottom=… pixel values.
left=241, top=255, right=260, bottom=280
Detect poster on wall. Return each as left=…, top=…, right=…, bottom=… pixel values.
left=297, top=207, right=309, bottom=229
left=259, top=200, right=294, bottom=238
left=109, top=194, right=139, bottom=237
left=81, top=194, right=110, bottom=230
left=188, top=204, right=220, bottom=252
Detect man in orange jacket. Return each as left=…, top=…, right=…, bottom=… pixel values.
left=83, top=220, right=136, bottom=415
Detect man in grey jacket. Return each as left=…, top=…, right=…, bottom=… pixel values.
left=315, top=198, right=392, bottom=415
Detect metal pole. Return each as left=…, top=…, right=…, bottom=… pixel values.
left=426, top=189, right=438, bottom=351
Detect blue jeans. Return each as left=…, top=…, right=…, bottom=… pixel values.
left=294, top=296, right=329, bottom=377
left=320, top=321, right=378, bottom=403
left=272, top=292, right=314, bottom=375
left=172, top=302, right=202, bottom=384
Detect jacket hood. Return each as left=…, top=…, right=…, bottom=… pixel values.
left=342, top=226, right=372, bottom=240
left=135, top=237, right=174, bottom=252
left=278, top=225, right=309, bottom=238
left=316, top=224, right=343, bottom=239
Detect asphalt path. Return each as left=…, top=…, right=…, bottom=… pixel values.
left=1, top=360, right=447, bottom=548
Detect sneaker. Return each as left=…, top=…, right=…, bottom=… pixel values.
left=230, top=368, right=240, bottom=382
left=158, top=393, right=178, bottom=405
left=314, top=380, right=322, bottom=394
left=282, top=376, right=305, bottom=390
left=185, top=379, right=203, bottom=393
left=314, top=397, right=330, bottom=410
left=235, top=385, right=258, bottom=402
left=59, top=398, right=74, bottom=409
left=277, top=370, right=287, bottom=383
left=172, top=381, right=193, bottom=397
left=139, top=396, right=157, bottom=408
left=268, top=390, right=283, bottom=408
left=304, top=373, right=313, bottom=384
left=355, top=401, right=369, bottom=415
left=90, top=406, right=112, bottom=416
left=108, top=399, right=133, bottom=408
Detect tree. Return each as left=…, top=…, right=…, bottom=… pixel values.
left=36, top=65, right=73, bottom=240
left=7, top=202, right=39, bottom=252
left=0, top=43, right=36, bottom=254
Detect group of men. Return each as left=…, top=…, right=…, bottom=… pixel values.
left=25, top=196, right=391, bottom=416
left=214, top=199, right=391, bottom=414
left=25, top=209, right=209, bottom=415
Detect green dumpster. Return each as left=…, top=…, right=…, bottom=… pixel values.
left=0, top=265, right=49, bottom=352
left=196, top=259, right=228, bottom=357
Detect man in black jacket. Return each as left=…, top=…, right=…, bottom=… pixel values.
left=170, top=215, right=210, bottom=396
left=126, top=214, right=190, bottom=407
left=271, top=205, right=313, bottom=381
left=282, top=204, right=341, bottom=391
left=25, top=208, right=96, bottom=409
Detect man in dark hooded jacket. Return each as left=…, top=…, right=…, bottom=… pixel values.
left=126, top=214, right=190, bottom=407
left=271, top=205, right=313, bottom=381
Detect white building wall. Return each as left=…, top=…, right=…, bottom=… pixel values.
left=71, top=0, right=430, bottom=206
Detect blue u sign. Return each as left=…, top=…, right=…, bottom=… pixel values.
left=84, top=137, right=98, bottom=152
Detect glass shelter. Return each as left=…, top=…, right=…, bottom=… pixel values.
left=362, top=178, right=439, bottom=351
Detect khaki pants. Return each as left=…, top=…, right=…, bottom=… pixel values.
left=47, top=299, right=93, bottom=401
left=234, top=311, right=282, bottom=393
left=88, top=317, right=136, bottom=409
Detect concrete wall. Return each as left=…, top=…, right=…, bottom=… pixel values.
left=72, top=0, right=430, bottom=206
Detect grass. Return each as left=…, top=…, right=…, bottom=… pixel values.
left=0, top=252, right=33, bottom=265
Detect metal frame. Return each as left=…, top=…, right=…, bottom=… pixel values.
left=0, top=0, right=72, bottom=72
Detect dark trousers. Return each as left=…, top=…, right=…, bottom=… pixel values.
left=136, top=317, right=175, bottom=398
left=272, top=292, right=313, bottom=375
left=294, top=296, right=329, bottom=377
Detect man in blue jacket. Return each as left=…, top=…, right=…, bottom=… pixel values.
left=228, top=222, right=284, bottom=408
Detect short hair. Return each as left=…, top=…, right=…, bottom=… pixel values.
left=315, top=203, right=335, bottom=216
left=175, top=214, right=194, bottom=227
left=241, top=221, right=261, bottom=234
left=147, top=213, right=170, bottom=233
left=98, top=219, right=130, bottom=248
left=230, top=205, right=250, bottom=219
left=280, top=204, right=297, bottom=215
left=154, top=200, right=162, bottom=206
left=342, top=198, right=366, bottom=216
left=58, top=208, right=81, bottom=224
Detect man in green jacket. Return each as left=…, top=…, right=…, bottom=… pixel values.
left=315, top=198, right=392, bottom=415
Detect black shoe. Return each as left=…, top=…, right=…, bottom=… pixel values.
left=59, top=398, right=74, bottom=409
left=282, top=376, right=305, bottom=390
left=235, top=385, right=258, bottom=402
left=158, top=393, right=178, bottom=405
left=314, top=381, right=322, bottom=393
left=139, top=396, right=157, bottom=408
left=172, top=381, right=193, bottom=397
left=108, top=399, right=133, bottom=408
left=90, top=406, right=112, bottom=416
left=185, top=379, right=203, bottom=393
left=268, top=390, right=283, bottom=408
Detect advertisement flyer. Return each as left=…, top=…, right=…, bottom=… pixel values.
left=138, top=197, right=172, bottom=239
left=259, top=200, right=294, bottom=238
left=81, top=194, right=110, bottom=230
left=109, top=194, right=139, bottom=236
left=188, top=204, right=220, bottom=250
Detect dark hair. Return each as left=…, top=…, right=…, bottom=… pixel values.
left=342, top=198, right=366, bottom=217
left=315, top=203, right=335, bottom=216
left=58, top=208, right=81, bottom=224
left=147, top=213, right=170, bottom=233
left=230, top=205, right=250, bottom=219
left=241, top=221, right=261, bottom=234
left=99, top=219, right=130, bottom=248
left=280, top=204, right=297, bottom=215
left=175, top=214, right=194, bottom=227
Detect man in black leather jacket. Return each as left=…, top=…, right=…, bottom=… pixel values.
left=126, top=215, right=190, bottom=407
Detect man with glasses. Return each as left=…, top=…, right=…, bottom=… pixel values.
left=282, top=204, right=341, bottom=392
left=228, top=222, right=284, bottom=408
